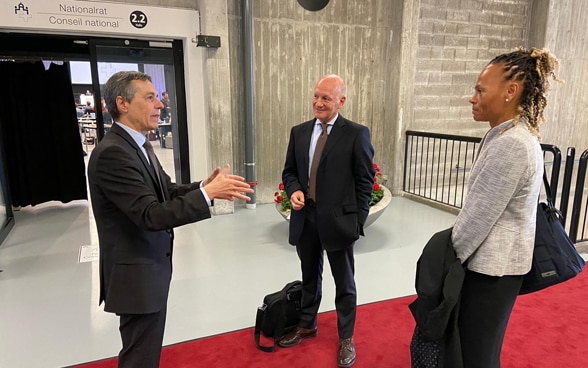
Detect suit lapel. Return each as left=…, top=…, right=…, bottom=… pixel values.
left=320, top=115, right=346, bottom=161
left=301, top=120, right=314, bottom=172
left=145, top=154, right=167, bottom=201
left=110, top=124, right=164, bottom=200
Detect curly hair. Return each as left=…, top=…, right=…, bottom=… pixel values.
left=489, top=47, right=561, bottom=136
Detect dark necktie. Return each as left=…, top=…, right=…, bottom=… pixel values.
left=308, top=122, right=328, bottom=200
left=143, top=140, right=166, bottom=200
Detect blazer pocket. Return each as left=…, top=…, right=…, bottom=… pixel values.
left=329, top=205, right=360, bottom=244
left=334, top=204, right=358, bottom=217
left=115, top=258, right=155, bottom=265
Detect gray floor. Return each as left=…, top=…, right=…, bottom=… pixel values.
left=0, top=143, right=458, bottom=368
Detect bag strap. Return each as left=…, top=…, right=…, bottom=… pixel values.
left=542, top=169, right=553, bottom=204
left=541, top=169, right=565, bottom=224
left=254, top=307, right=277, bottom=352
left=254, top=280, right=301, bottom=353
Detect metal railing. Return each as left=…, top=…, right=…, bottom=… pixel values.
left=403, top=131, right=480, bottom=208
left=568, top=149, right=588, bottom=243
left=403, top=130, right=588, bottom=243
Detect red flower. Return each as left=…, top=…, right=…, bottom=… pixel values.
left=275, top=195, right=284, bottom=203
left=274, top=191, right=279, bottom=196
left=374, top=183, right=381, bottom=191
left=278, top=182, right=285, bottom=191
left=373, top=163, right=380, bottom=171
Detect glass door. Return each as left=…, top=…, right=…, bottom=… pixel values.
left=88, top=38, right=189, bottom=183
left=0, top=126, right=14, bottom=247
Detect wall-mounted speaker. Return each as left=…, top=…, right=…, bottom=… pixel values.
left=297, top=0, right=330, bottom=12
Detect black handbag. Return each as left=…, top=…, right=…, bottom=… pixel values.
left=254, top=280, right=302, bottom=352
left=519, top=171, right=585, bottom=295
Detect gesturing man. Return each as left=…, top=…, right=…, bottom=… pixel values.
left=88, top=71, right=252, bottom=367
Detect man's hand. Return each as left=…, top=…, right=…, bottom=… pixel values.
left=290, top=190, right=305, bottom=210
left=203, top=164, right=254, bottom=201
left=202, top=166, right=221, bottom=187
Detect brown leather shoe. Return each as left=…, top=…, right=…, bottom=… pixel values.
left=337, top=337, right=356, bottom=367
left=278, top=327, right=318, bottom=348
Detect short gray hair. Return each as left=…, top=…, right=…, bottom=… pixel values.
left=103, top=71, right=152, bottom=121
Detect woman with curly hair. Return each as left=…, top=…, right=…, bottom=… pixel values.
left=451, top=47, right=561, bottom=367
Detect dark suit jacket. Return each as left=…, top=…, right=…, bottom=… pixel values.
left=282, top=115, right=375, bottom=251
left=88, top=124, right=211, bottom=314
left=409, top=227, right=464, bottom=368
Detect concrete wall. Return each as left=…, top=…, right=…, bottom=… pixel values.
left=411, top=0, right=532, bottom=137
left=538, top=0, right=588, bottom=151
left=199, top=1, right=235, bottom=176
left=86, top=0, right=588, bottom=203
left=226, top=0, right=404, bottom=201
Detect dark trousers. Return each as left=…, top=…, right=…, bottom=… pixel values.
left=296, top=211, right=357, bottom=339
left=458, top=270, right=523, bottom=368
left=118, top=305, right=167, bottom=368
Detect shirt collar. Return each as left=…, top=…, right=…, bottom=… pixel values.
left=316, top=114, right=338, bottom=126
left=115, top=122, right=148, bottom=147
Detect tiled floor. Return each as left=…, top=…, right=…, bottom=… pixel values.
left=0, top=140, right=461, bottom=367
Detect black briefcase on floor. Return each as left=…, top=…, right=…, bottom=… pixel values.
left=254, top=280, right=302, bottom=352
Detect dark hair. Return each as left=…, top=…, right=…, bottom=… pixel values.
left=489, top=47, right=561, bottom=136
left=103, top=71, right=152, bottom=121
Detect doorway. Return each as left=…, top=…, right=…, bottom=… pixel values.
left=87, top=37, right=188, bottom=182
left=0, top=33, right=190, bottom=244
left=0, top=33, right=189, bottom=179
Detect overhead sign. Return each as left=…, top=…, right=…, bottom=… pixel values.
left=2, top=1, right=198, bottom=39
left=1, top=1, right=211, bottom=182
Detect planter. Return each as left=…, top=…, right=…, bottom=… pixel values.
left=276, top=185, right=391, bottom=228
left=364, top=185, right=392, bottom=228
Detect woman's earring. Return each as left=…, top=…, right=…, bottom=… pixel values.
left=505, top=98, right=509, bottom=102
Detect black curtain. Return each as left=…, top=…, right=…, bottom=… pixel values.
left=0, top=61, right=87, bottom=207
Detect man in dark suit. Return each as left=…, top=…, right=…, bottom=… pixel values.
left=88, top=71, right=253, bottom=368
left=280, top=74, right=375, bottom=367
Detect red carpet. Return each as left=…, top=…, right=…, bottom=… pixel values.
left=73, top=271, right=588, bottom=368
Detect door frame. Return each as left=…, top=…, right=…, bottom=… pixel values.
left=0, top=124, right=15, bottom=247
left=88, top=37, right=191, bottom=183
left=0, top=33, right=192, bottom=184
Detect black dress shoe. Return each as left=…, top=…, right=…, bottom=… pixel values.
left=278, top=327, right=318, bottom=348
left=337, top=337, right=356, bottom=367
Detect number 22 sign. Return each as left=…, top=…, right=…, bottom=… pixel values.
left=129, top=10, right=148, bottom=29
